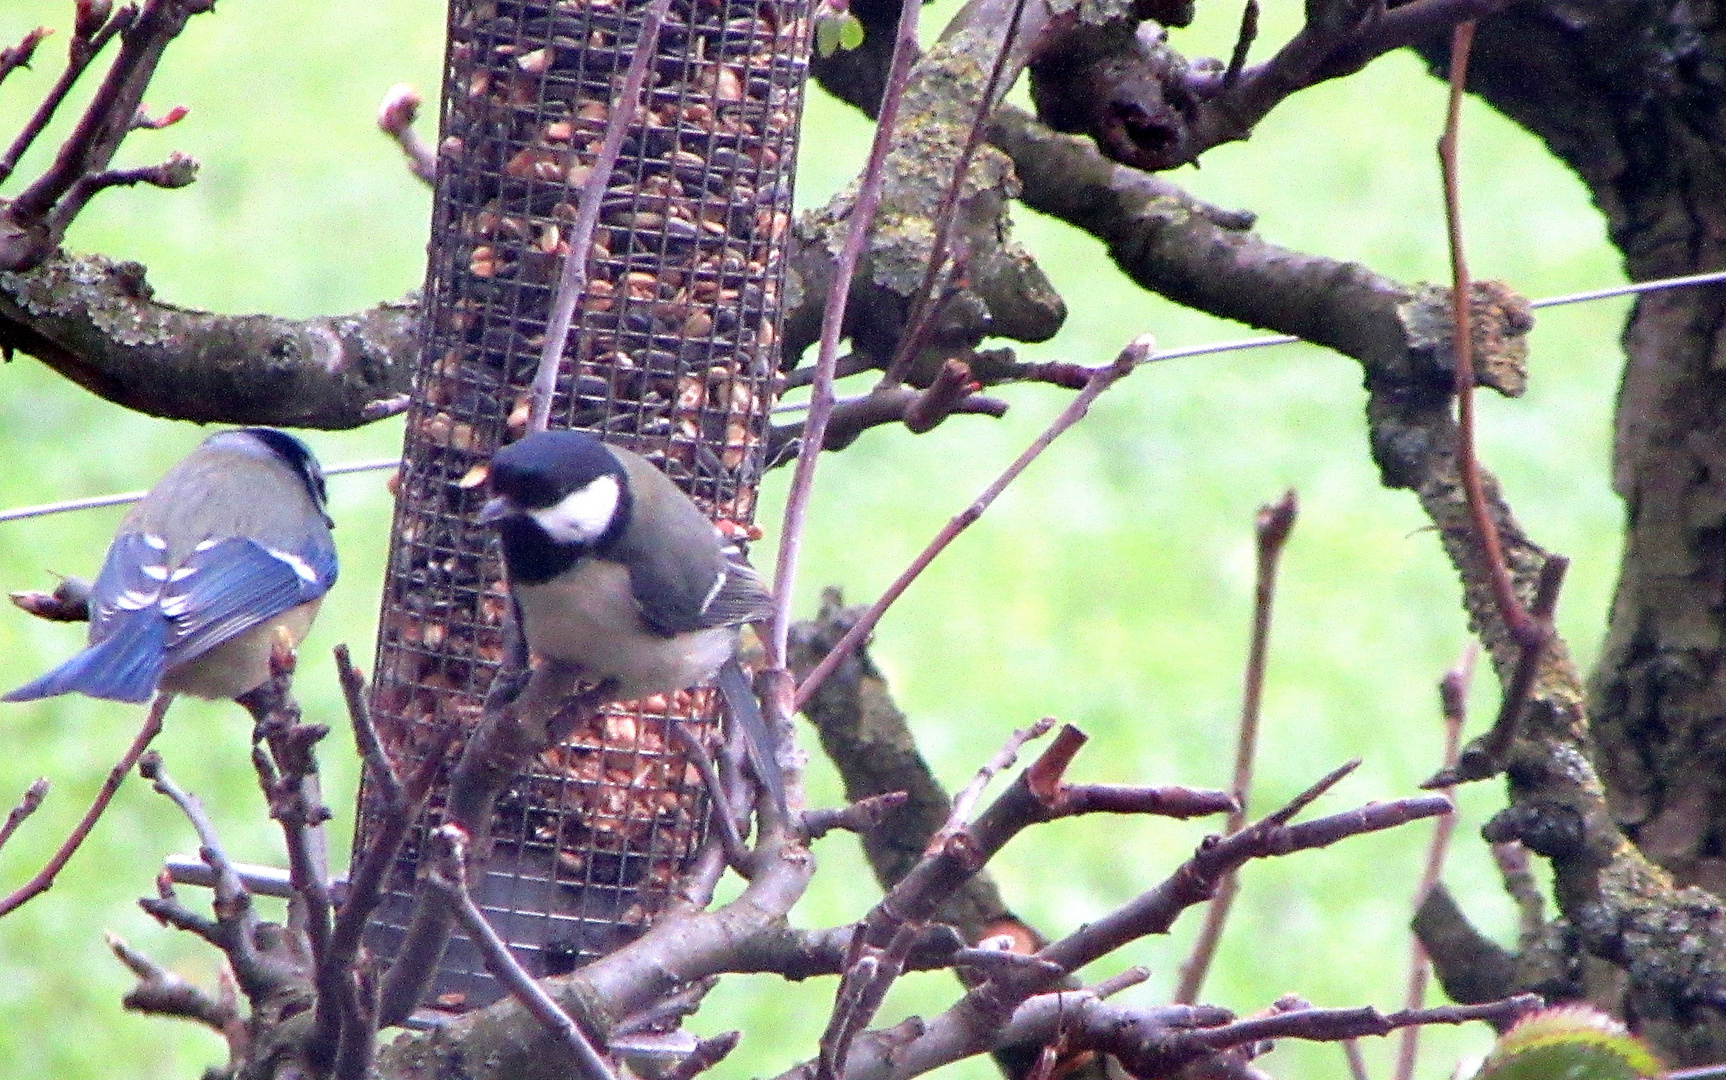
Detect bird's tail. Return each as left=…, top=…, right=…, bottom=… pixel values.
left=3, top=615, right=167, bottom=703
left=715, top=656, right=787, bottom=816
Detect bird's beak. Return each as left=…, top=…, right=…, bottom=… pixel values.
left=478, top=496, right=515, bottom=525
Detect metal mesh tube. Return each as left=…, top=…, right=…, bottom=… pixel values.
left=358, top=0, right=811, bottom=1014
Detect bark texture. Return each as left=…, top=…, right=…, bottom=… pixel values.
left=1418, top=1, right=1726, bottom=907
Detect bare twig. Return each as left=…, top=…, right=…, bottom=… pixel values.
left=769, top=382, right=1008, bottom=460
left=426, top=824, right=621, bottom=1080
left=796, top=339, right=1148, bottom=707
left=0, top=692, right=171, bottom=916
left=335, top=644, right=400, bottom=802
left=1436, top=20, right=1533, bottom=656
left=526, top=0, right=673, bottom=434
left=1178, top=996, right=1543, bottom=1052
left=314, top=706, right=454, bottom=1064
left=1342, top=1037, right=1372, bottom=1080
left=9, top=575, right=92, bottom=621
left=1423, top=556, right=1567, bottom=786
left=0, top=26, right=51, bottom=92
left=1035, top=763, right=1447, bottom=981
left=1223, top=1, right=1260, bottom=88
left=138, top=752, right=298, bottom=1003
left=0, top=778, right=49, bottom=853
left=241, top=652, right=333, bottom=976
left=902, top=358, right=984, bottom=434
left=1175, top=489, right=1298, bottom=1004
left=3, top=0, right=212, bottom=271
left=768, top=0, right=924, bottom=668
left=52, top=150, right=198, bottom=224
left=1491, top=840, right=1544, bottom=942
left=801, top=792, right=911, bottom=841
left=377, top=83, right=435, bottom=185
left=946, top=716, right=1055, bottom=833
left=1395, top=642, right=1478, bottom=1080
left=0, top=14, right=130, bottom=183
left=107, top=930, right=240, bottom=1038
left=670, top=721, right=749, bottom=868
left=664, top=1030, right=742, bottom=1080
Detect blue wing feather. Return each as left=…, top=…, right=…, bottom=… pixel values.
left=160, top=537, right=335, bottom=666
left=86, top=532, right=172, bottom=642
left=3, top=608, right=167, bottom=702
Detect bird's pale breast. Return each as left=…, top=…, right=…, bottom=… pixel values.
left=514, top=558, right=736, bottom=701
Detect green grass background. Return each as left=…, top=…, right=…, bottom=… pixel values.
left=0, top=2, right=1625, bottom=1078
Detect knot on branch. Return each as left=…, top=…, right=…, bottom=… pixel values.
left=1396, top=281, right=1534, bottom=398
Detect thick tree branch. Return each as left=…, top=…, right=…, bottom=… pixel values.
left=0, top=252, right=416, bottom=428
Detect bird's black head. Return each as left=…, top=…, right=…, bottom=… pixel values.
left=221, top=428, right=333, bottom=525
left=485, top=430, right=632, bottom=558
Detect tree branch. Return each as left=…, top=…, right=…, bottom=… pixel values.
left=0, top=252, right=417, bottom=427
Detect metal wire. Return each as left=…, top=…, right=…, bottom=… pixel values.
left=2, top=270, right=1721, bottom=527
left=0, top=457, right=400, bottom=524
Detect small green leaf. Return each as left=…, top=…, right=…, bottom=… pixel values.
left=814, top=12, right=864, bottom=56
left=1474, top=1006, right=1661, bottom=1080
left=814, top=14, right=843, bottom=57
left=838, top=13, right=865, bottom=51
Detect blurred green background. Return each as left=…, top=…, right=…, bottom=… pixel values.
left=0, top=3, right=1623, bottom=1078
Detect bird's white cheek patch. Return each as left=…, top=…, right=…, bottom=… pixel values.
left=530, top=474, right=620, bottom=543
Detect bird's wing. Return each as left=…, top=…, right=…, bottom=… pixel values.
left=86, top=532, right=175, bottom=641
left=696, top=549, right=776, bottom=629
left=159, top=537, right=337, bottom=665
left=4, top=532, right=176, bottom=702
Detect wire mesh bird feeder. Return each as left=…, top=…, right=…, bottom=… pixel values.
left=357, top=0, right=811, bottom=1014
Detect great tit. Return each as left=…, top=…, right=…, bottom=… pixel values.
left=479, top=429, right=784, bottom=810
left=5, top=428, right=338, bottom=704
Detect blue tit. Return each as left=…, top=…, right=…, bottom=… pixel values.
left=479, top=429, right=784, bottom=811
left=5, top=428, right=338, bottom=705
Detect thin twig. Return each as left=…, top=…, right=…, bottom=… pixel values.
left=795, top=338, right=1148, bottom=707
left=1491, top=840, right=1543, bottom=942
left=244, top=662, right=333, bottom=971
left=1424, top=556, right=1566, bottom=786
left=801, top=792, right=911, bottom=841
left=313, top=711, right=454, bottom=1066
left=664, top=1031, right=743, bottom=1080
left=670, top=722, right=748, bottom=868
left=0, top=778, right=50, bottom=853
left=376, top=83, right=435, bottom=185
left=0, top=13, right=131, bottom=184
left=1437, top=20, right=1533, bottom=651
left=526, top=0, right=673, bottom=434
left=768, top=0, right=924, bottom=668
left=427, top=824, right=621, bottom=1080
left=944, top=716, right=1055, bottom=835
left=1223, top=0, right=1260, bottom=88
left=1395, top=642, right=1478, bottom=1080
left=9, top=0, right=211, bottom=244
left=1091, top=966, right=1151, bottom=999
left=107, top=930, right=239, bottom=1036
left=0, top=692, right=172, bottom=916
left=336, top=644, right=400, bottom=803
left=1341, top=1037, right=1372, bottom=1080
left=0, top=26, right=51, bottom=92
left=1175, top=490, right=1298, bottom=1005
